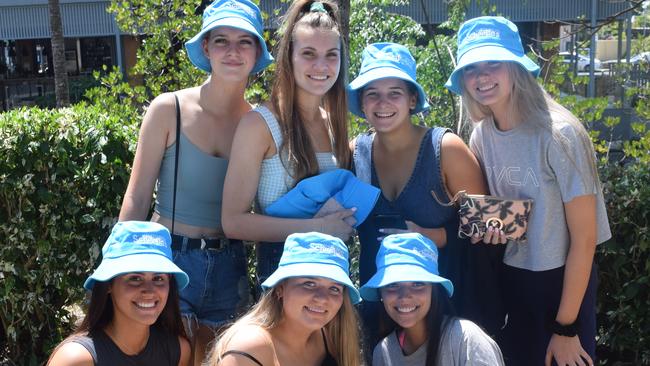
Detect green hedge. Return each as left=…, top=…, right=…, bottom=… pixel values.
left=597, top=162, right=650, bottom=365
left=0, top=105, right=137, bottom=364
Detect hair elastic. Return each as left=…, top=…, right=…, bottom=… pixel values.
left=310, top=1, right=327, bottom=13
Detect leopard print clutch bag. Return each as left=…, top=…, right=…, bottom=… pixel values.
left=432, top=190, right=533, bottom=242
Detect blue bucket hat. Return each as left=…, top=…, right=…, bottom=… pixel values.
left=262, top=232, right=361, bottom=304
left=265, top=169, right=380, bottom=228
left=359, top=233, right=453, bottom=301
left=348, top=42, right=430, bottom=118
left=445, top=16, right=540, bottom=95
left=184, top=0, right=273, bottom=74
left=83, top=221, right=189, bottom=290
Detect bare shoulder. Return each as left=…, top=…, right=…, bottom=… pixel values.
left=441, top=131, right=470, bottom=152
left=47, top=342, right=94, bottom=366
left=178, top=336, right=191, bottom=366
left=220, top=325, right=275, bottom=366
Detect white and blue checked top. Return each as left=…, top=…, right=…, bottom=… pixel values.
left=254, top=106, right=338, bottom=213
left=253, top=105, right=338, bottom=213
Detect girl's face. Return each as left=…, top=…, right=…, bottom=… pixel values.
left=277, top=276, right=344, bottom=331
left=361, top=78, right=417, bottom=133
left=291, top=25, right=341, bottom=97
left=380, top=282, right=432, bottom=330
left=109, top=272, right=170, bottom=327
left=462, top=61, right=512, bottom=113
left=202, top=26, right=259, bottom=79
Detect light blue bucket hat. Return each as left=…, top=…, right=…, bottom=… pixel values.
left=185, top=0, right=273, bottom=74
left=84, top=221, right=189, bottom=290
left=359, top=233, right=453, bottom=301
left=262, top=232, right=361, bottom=304
left=445, top=16, right=540, bottom=95
left=348, top=42, right=430, bottom=118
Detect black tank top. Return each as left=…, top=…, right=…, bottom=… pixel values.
left=68, top=325, right=180, bottom=365
left=222, top=328, right=337, bottom=366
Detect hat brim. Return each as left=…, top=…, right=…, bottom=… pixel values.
left=83, top=253, right=189, bottom=291
left=262, top=262, right=361, bottom=304
left=347, top=67, right=430, bottom=118
left=445, top=44, right=540, bottom=95
left=359, top=263, right=454, bottom=301
left=185, top=17, right=273, bottom=74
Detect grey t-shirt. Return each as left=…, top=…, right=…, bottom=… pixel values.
left=372, top=318, right=504, bottom=366
left=470, top=118, right=611, bottom=271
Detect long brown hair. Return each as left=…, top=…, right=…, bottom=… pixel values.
left=270, top=0, right=350, bottom=183
left=209, top=283, right=361, bottom=366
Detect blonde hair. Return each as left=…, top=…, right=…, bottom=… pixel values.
left=270, top=0, right=350, bottom=183
left=460, top=62, right=600, bottom=188
left=207, top=283, right=361, bottom=366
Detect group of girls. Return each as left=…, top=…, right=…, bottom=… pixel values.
left=47, top=0, right=611, bottom=365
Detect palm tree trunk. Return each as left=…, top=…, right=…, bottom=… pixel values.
left=48, top=0, right=70, bottom=107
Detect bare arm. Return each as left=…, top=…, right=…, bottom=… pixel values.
left=409, top=133, right=488, bottom=247
left=119, top=93, right=175, bottom=221
left=221, top=112, right=354, bottom=242
left=545, top=194, right=597, bottom=366
left=178, top=336, right=191, bottom=366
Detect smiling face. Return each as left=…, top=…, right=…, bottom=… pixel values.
left=462, top=61, right=513, bottom=115
left=277, top=276, right=345, bottom=331
left=202, top=26, right=259, bottom=79
left=361, top=78, right=417, bottom=133
left=291, top=25, right=341, bottom=97
left=380, top=281, right=432, bottom=331
left=109, top=272, right=170, bottom=327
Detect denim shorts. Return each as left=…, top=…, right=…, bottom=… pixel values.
left=254, top=241, right=284, bottom=296
left=172, top=239, right=249, bottom=328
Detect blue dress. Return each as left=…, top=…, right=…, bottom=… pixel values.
left=354, top=127, right=505, bottom=350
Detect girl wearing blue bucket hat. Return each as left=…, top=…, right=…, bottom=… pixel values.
left=222, top=0, right=355, bottom=287
left=47, top=221, right=190, bottom=365
left=360, top=233, right=504, bottom=366
left=446, top=16, right=611, bottom=366
left=119, top=0, right=272, bottom=363
left=348, top=42, right=503, bottom=357
left=205, top=232, right=361, bottom=366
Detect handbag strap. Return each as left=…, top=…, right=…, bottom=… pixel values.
left=431, top=189, right=465, bottom=207
left=172, top=94, right=181, bottom=235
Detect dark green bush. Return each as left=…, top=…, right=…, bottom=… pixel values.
left=597, top=162, right=650, bottom=365
left=0, top=104, right=137, bottom=364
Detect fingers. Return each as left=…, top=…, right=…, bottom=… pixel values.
left=544, top=349, right=552, bottom=366
left=378, top=228, right=408, bottom=235
left=581, top=349, right=593, bottom=366
left=482, top=227, right=505, bottom=244
left=470, top=234, right=482, bottom=244
left=337, top=207, right=357, bottom=219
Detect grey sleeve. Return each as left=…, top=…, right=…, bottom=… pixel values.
left=547, top=123, right=598, bottom=202
left=441, top=319, right=505, bottom=366
left=372, top=342, right=385, bottom=366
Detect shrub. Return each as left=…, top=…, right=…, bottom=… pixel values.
left=596, top=162, right=650, bottom=365
left=0, top=104, right=137, bottom=364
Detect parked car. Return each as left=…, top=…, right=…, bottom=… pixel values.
left=629, top=52, right=650, bottom=64
left=559, top=51, right=602, bottom=71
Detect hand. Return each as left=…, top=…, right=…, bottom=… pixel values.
left=545, top=334, right=593, bottom=366
left=470, top=226, right=507, bottom=244
left=319, top=208, right=356, bottom=241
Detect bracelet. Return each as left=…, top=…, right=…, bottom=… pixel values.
left=548, top=319, right=579, bottom=337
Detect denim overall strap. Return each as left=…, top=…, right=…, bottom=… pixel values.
left=352, top=131, right=374, bottom=184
